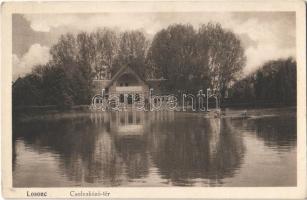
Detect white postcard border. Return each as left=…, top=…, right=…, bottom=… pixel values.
left=1, top=1, right=306, bottom=198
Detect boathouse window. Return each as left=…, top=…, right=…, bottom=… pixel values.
left=120, top=94, right=124, bottom=103
left=135, top=94, right=140, bottom=102
left=127, top=94, right=133, bottom=104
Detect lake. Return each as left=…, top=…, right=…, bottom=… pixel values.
left=13, top=108, right=297, bottom=187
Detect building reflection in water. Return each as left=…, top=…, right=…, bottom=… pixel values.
left=12, top=111, right=295, bottom=187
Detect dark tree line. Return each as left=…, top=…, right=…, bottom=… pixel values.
left=13, top=23, right=247, bottom=108
left=148, top=23, right=245, bottom=97
left=228, top=57, right=296, bottom=106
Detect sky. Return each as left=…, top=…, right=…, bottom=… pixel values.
left=12, top=12, right=296, bottom=80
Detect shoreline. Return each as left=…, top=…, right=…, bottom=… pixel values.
left=13, top=106, right=297, bottom=123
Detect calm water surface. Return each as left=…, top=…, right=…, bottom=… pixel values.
left=13, top=108, right=296, bottom=187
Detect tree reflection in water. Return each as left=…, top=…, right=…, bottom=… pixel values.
left=147, top=114, right=245, bottom=186
left=13, top=110, right=295, bottom=187
left=230, top=116, right=296, bottom=151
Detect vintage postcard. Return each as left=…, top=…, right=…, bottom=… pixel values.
left=1, top=0, right=306, bottom=199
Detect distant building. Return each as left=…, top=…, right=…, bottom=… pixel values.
left=93, top=65, right=166, bottom=105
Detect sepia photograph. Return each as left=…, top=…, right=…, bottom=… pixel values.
left=1, top=1, right=306, bottom=199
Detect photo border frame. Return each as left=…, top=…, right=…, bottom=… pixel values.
left=1, top=1, right=306, bottom=198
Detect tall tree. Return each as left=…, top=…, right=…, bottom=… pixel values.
left=50, top=33, right=77, bottom=66
left=75, top=32, right=95, bottom=103
left=148, top=24, right=202, bottom=94
left=49, top=33, right=95, bottom=105
left=198, top=23, right=246, bottom=99
left=113, top=30, right=149, bottom=77
left=90, top=29, right=119, bottom=79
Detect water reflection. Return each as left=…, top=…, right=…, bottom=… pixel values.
left=13, top=109, right=296, bottom=187
left=148, top=117, right=245, bottom=186
left=230, top=116, right=296, bottom=151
